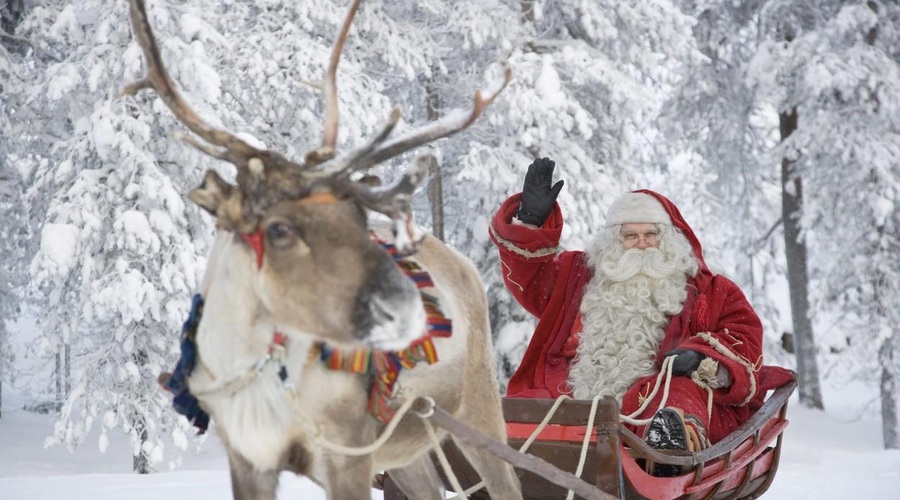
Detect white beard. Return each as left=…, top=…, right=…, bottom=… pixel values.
left=567, top=228, right=697, bottom=400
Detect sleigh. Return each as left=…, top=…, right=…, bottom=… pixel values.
left=380, top=377, right=796, bottom=500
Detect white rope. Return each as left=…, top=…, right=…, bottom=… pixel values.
left=313, top=355, right=676, bottom=498
left=191, top=339, right=293, bottom=398
left=423, top=417, right=469, bottom=499
left=429, top=358, right=678, bottom=500
left=518, top=395, right=572, bottom=453
left=190, top=369, right=259, bottom=397
left=619, top=355, right=675, bottom=426
left=311, top=397, right=419, bottom=456
left=313, top=394, right=577, bottom=499
left=443, top=355, right=682, bottom=500
left=690, top=360, right=717, bottom=422
left=445, top=479, right=486, bottom=499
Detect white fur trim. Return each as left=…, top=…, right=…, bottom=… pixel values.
left=605, top=192, right=670, bottom=227
left=489, top=225, right=559, bottom=259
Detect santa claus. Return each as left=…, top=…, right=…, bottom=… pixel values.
left=490, top=157, right=793, bottom=473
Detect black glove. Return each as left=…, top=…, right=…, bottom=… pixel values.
left=516, top=157, right=564, bottom=226
left=665, top=349, right=705, bottom=377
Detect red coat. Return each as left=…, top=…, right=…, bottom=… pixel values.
left=490, top=190, right=793, bottom=442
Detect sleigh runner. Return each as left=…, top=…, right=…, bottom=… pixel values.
left=380, top=377, right=796, bottom=500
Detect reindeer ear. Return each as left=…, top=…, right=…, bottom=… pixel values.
left=189, top=170, right=251, bottom=231
left=357, top=174, right=382, bottom=187
left=189, top=170, right=234, bottom=214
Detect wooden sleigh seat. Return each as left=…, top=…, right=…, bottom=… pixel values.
left=381, top=378, right=797, bottom=500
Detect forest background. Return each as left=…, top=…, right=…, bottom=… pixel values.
left=1, top=0, right=899, bottom=474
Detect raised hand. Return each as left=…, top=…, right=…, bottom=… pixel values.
left=517, top=157, right=564, bottom=226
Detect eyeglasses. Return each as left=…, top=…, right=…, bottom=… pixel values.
left=621, top=230, right=660, bottom=244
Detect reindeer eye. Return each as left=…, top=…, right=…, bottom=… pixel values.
left=265, top=222, right=295, bottom=244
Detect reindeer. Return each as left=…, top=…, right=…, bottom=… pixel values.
left=123, top=0, right=521, bottom=499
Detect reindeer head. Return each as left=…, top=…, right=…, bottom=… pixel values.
left=122, top=0, right=509, bottom=351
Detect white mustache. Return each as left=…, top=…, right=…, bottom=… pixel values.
left=600, top=248, right=683, bottom=282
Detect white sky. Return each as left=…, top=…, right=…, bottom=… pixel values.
left=2, top=380, right=899, bottom=499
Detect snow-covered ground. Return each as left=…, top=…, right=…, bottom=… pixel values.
left=2, top=382, right=899, bottom=499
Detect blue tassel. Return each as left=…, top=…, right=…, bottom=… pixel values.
left=162, top=294, right=210, bottom=434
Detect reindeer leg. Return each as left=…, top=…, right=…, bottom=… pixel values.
left=452, top=435, right=522, bottom=500
left=387, top=454, right=445, bottom=500
left=453, top=382, right=523, bottom=500
left=321, top=452, right=375, bottom=500
left=227, top=448, right=280, bottom=500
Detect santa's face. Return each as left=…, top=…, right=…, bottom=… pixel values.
left=620, top=223, right=661, bottom=250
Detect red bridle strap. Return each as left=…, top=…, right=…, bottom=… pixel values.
left=241, top=230, right=265, bottom=269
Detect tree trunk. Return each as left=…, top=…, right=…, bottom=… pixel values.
left=864, top=0, right=898, bottom=450
left=521, top=1, right=535, bottom=24
left=55, top=349, right=63, bottom=411
left=133, top=417, right=150, bottom=474
left=53, top=344, right=71, bottom=411
left=779, top=108, right=824, bottom=409
left=424, top=69, right=444, bottom=242
left=880, top=335, right=899, bottom=449
left=133, top=348, right=152, bottom=473
left=426, top=157, right=444, bottom=242
left=65, top=343, right=70, bottom=395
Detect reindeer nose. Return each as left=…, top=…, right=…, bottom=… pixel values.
left=370, top=298, right=396, bottom=323
left=352, top=251, right=425, bottom=350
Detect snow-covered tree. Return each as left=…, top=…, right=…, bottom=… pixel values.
left=666, top=0, right=825, bottom=407
left=15, top=0, right=223, bottom=471
left=0, top=0, right=30, bottom=419
left=665, top=0, right=787, bottom=301
left=4, top=0, right=895, bottom=467
left=750, top=0, right=900, bottom=448
left=0, top=154, right=29, bottom=418
left=0, top=168, right=22, bottom=418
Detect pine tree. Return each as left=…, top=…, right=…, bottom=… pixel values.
left=666, top=0, right=828, bottom=405
left=17, top=0, right=220, bottom=471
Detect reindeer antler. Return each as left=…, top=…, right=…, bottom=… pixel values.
left=122, top=0, right=298, bottom=173
left=322, top=66, right=511, bottom=250
left=303, top=0, right=362, bottom=166
left=123, top=0, right=510, bottom=240
left=122, top=0, right=309, bottom=231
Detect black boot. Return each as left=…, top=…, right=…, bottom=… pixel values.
left=644, top=407, right=688, bottom=477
